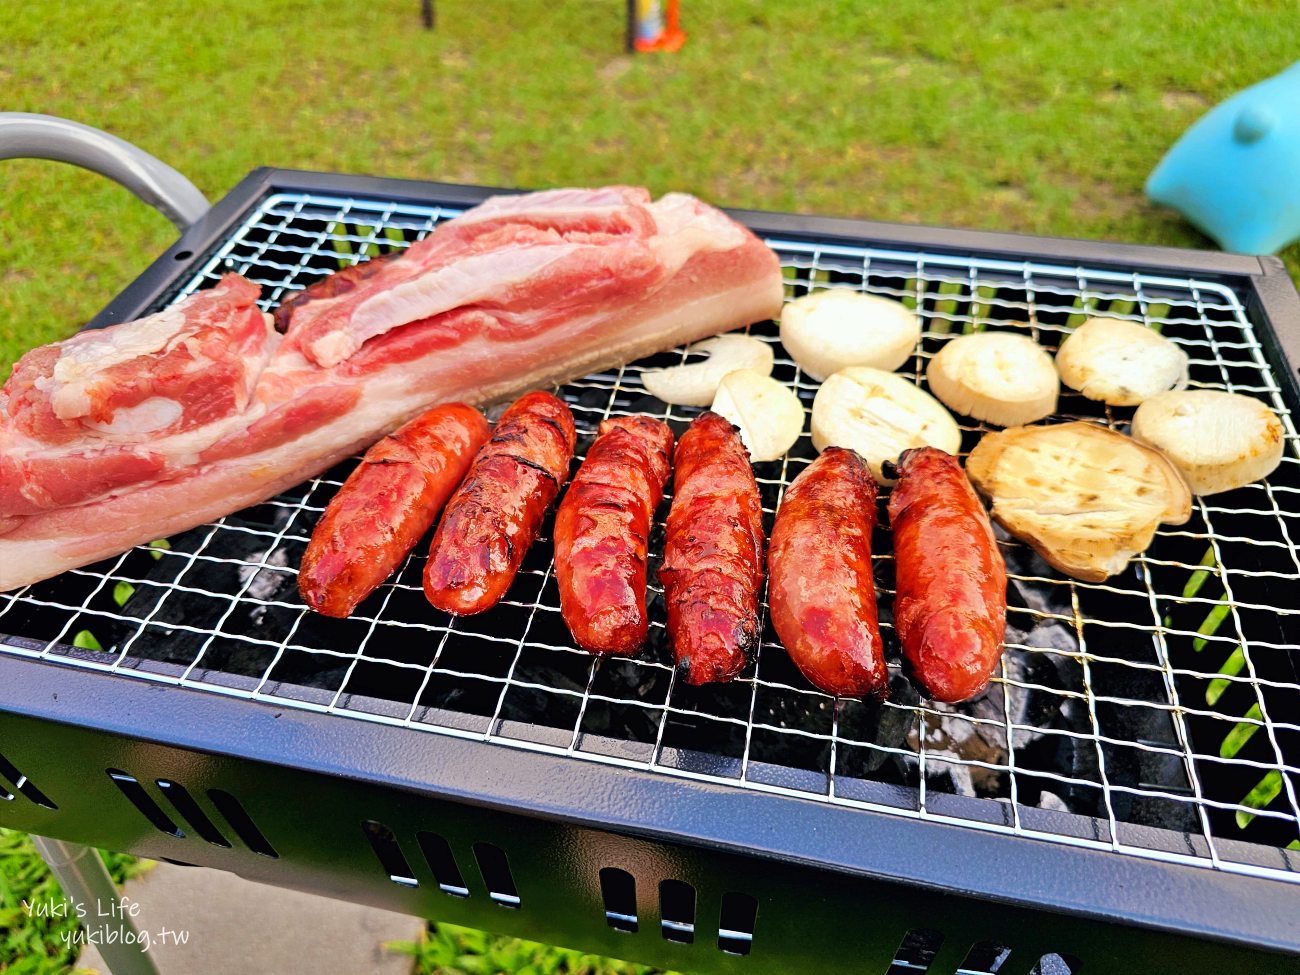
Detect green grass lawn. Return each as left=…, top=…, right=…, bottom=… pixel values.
left=388, top=923, right=665, bottom=975
left=2, top=0, right=1299, bottom=971
left=0, top=830, right=150, bottom=974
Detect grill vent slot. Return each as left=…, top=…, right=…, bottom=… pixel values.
left=598, top=867, right=637, bottom=933
left=473, top=842, right=520, bottom=908
left=658, top=879, right=695, bottom=944
left=107, top=769, right=183, bottom=837
left=958, top=941, right=1012, bottom=973
left=416, top=830, right=468, bottom=897
left=208, top=789, right=278, bottom=858
left=1030, top=953, right=1081, bottom=975
left=0, top=751, right=56, bottom=808
left=156, top=780, right=231, bottom=848
left=886, top=928, right=944, bottom=973
left=362, top=820, right=418, bottom=887
left=717, top=891, right=758, bottom=956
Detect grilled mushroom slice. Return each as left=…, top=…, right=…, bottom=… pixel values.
left=966, top=421, right=1192, bottom=582
left=779, top=288, right=921, bottom=381
left=811, top=366, right=961, bottom=485
left=1132, top=389, right=1285, bottom=496
left=1055, top=317, right=1188, bottom=406
left=926, top=331, right=1059, bottom=427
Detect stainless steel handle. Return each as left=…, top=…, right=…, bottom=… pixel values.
left=0, top=112, right=209, bottom=230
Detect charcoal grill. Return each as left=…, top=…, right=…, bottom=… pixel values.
left=3, top=119, right=1300, bottom=974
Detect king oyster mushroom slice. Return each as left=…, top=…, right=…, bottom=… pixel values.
left=1132, top=389, right=1285, bottom=496
left=1055, top=317, right=1188, bottom=406
left=966, top=421, right=1192, bottom=582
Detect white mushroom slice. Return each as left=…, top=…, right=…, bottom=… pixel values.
left=811, top=366, right=961, bottom=484
left=641, top=334, right=774, bottom=407
left=1055, top=317, right=1188, bottom=406
left=779, top=288, right=920, bottom=382
left=926, top=331, right=1059, bottom=427
left=966, top=421, right=1193, bottom=582
left=710, top=369, right=805, bottom=463
left=1132, top=389, right=1285, bottom=496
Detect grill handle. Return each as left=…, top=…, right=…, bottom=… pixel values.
left=0, top=112, right=208, bottom=231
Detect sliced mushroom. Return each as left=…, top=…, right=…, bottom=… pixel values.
left=966, top=421, right=1192, bottom=581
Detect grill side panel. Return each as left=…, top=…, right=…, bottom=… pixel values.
left=0, top=704, right=1291, bottom=974
left=2, top=656, right=1298, bottom=962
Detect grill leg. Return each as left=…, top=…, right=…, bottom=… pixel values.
left=30, top=836, right=162, bottom=975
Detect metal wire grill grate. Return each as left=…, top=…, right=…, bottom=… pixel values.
left=4, top=191, right=1300, bottom=885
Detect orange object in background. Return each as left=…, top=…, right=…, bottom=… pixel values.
left=630, top=0, right=686, bottom=53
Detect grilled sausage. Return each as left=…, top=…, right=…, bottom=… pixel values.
left=299, top=403, right=490, bottom=618
left=659, top=411, right=764, bottom=685
left=768, top=447, right=887, bottom=698
left=425, top=391, right=576, bottom=615
left=886, top=446, right=1007, bottom=703
left=273, top=250, right=399, bottom=331
left=554, top=416, right=674, bottom=655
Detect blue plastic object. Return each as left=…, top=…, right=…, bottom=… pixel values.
left=1146, top=61, right=1300, bottom=255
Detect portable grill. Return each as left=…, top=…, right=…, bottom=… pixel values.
left=2, top=117, right=1300, bottom=974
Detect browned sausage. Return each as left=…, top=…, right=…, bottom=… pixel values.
left=299, top=403, right=490, bottom=618
left=768, top=447, right=887, bottom=698
left=659, top=411, right=764, bottom=685
left=424, top=391, right=576, bottom=615
left=886, top=446, right=1007, bottom=703
left=273, top=251, right=399, bottom=331
left=554, top=416, right=674, bottom=655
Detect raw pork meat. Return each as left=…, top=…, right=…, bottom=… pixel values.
left=0, top=186, right=783, bottom=590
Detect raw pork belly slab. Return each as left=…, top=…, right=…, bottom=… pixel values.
left=0, top=186, right=783, bottom=591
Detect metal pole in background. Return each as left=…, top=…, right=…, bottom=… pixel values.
left=30, top=836, right=162, bottom=975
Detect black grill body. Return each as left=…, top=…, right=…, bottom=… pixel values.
left=2, top=170, right=1300, bottom=973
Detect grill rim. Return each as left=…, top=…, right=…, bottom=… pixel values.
left=88, top=167, right=1285, bottom=324
left=6, top=168, right=1300, bottom=952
